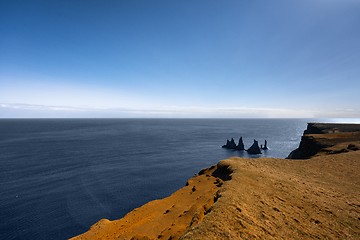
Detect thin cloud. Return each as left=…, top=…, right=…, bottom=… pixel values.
left=0, top=103, right=90, bottom=112
left=1, top=103, right=359, bottom=118
left=0, top=102, right=320, bottom=118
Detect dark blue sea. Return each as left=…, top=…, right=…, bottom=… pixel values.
left=0, top=118, right=321, bottom=239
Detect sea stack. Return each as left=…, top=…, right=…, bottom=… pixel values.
left=222, top=138, right=237, bottom=149
left=261, top=140, right=268, bottom=150
left=235, top=137, right=245, bottom=150
left=247, top=139, right=262, bottom=154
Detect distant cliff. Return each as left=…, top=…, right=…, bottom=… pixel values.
left=287, top=123, right=360, bottom=159
left=304, top=122, right=360, bottom=134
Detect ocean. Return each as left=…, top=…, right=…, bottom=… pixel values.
left=0, top=118, right=312, bottom=239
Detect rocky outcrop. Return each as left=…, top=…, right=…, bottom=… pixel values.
left=222, top=138, right=237, bottom=149
left=222, top=137, right=265, bottom=153
left=222, top=137, right=245, bottom=150
left=246, top=139, right=262, bottom=154
left=287, top=135, right=329, bottom=159
left=235, top=137, right=245, bottom=151
left=261, top=140, right=268, bottom=150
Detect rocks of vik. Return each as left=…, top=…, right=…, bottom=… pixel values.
left=72, top=123, right=360, bottom=240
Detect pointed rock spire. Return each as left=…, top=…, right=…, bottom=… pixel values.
left=222, top=138, right=237, bottom=149
left=229, top=138, right=237, bottom=149
left=235, top=137, right=245, bottom=150
left=247, top=139, right=262, bottom=154
left=261, top=140, right=268, bottom=150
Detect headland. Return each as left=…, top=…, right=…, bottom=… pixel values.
left=72, top=123, right=360, bottom=240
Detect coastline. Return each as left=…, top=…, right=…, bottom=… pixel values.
left=72, top=123, right=360, bottom=239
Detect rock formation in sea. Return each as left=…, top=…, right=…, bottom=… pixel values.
left=235, top=137, right=245, bottom=150
left=261, top=140, right=268, bottom=150
left=222, top=140, right=230, bottom=149
left=222, top=137, right=245, bottom=150
left=222, top=138, right=237, bottom=149
left=246, top=139, right=262, bottom=154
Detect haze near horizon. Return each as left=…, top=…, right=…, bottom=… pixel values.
left=1, top=0, right=359, bottom=118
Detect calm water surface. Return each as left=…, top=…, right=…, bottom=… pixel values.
left=1, top=119, right=312, bottom=239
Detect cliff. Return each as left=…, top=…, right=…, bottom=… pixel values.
left=304, top=123, right=360, bottom=134
left=72, top=123, right=360, bottom=240
left=287, top=123, right=360, bottom=159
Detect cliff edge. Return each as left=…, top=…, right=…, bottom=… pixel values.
left=287, top=123, right=360, bottom=159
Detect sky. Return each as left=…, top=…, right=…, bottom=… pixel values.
left=1, top=0, right=360, bottom=118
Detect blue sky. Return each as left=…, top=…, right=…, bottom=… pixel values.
left=1, top=0, right=360, bottom=118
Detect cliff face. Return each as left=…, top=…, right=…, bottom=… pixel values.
left=287, top=123, right=360, bottom=159
left=287, top=135, right=329, bottom=159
